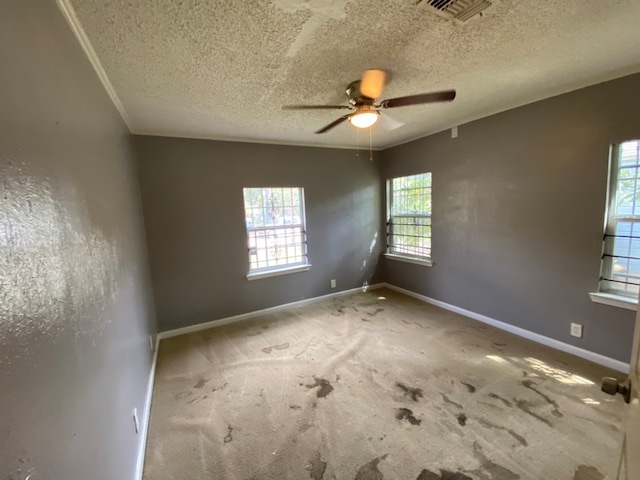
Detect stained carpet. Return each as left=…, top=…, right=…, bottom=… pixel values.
left=143, top=288, right=623, bottom=480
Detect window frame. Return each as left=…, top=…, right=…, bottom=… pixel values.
left=384, top=172, right=433, bottom=267
left=242, top=186, right=311, bottom=280
left=599, top=140, right=640, bottom=299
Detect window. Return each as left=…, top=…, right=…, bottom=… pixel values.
left=385, top=172, right=432, bottom=266
left=243, top=187, right=309, bottom=279
left=600, top=140, right=640, bottom=298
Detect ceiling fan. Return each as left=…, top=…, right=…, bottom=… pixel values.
left=283, top=69, right=456, bottom=134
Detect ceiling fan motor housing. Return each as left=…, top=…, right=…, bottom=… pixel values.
left=346, top=80, right=375, bottom=106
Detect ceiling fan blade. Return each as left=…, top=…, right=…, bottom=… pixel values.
left=283, top=105, right=351, bottom=110
left=360, top=69, right=387, bottom=99
left=380, top=90, right=456, bottom=108
left=315, top=115, right=350, bottom=134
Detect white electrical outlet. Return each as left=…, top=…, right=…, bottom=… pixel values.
left=451, top=126, right=458, bottom=138
left=570, top=323, right=583, bottom=338
left=330, top=279, right=336, bottom=288
left=133, top=408, right=140, bottom=434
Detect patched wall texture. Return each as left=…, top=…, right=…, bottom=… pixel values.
left=0, top=1, right=156, bottom=479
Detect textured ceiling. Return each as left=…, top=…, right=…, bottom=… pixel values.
left=66, top=0, right=640, bottom=149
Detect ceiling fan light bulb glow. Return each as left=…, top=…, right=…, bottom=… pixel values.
left=350, top=112, right=379, bottom=129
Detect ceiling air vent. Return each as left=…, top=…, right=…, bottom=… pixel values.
left=421, top=0, right=492, bottom=22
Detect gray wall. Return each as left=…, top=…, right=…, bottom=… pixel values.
left=135, top=136, right=382, bottom=332
left=381, top=73, right=640, bottom=363
left=0, top=2, right=156, bottom=480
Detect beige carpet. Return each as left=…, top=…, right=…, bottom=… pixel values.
left=143, top=288, right=623, bottom=480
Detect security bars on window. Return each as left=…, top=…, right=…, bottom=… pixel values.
left=600, top=140, right=640, bottom=297
left=243, top=187, right=307, bottom=272
left=387, top=172, right=432, bottom=259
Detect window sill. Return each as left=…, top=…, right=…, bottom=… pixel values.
left=246, top=264, right=311, bottom=281
left=589, top=292, right=637, bottom=311
left=383, top=253, right=433, bottom=267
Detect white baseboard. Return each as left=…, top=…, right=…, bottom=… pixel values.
left=383, top=283, right=630, bottom=373
left=135, top=335, right=159, bottom=480
left=158, top=283, right=385, bottom=340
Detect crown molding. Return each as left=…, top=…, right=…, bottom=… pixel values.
left=56, top=0, right=132, bottom=129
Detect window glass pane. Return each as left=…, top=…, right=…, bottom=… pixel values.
left=612, top=222, right=640, bottom=293
left=620, top=141, right=640, bottom=167
left=243, top=187, right=307, bottom=272
left=614, top=141, right=640, bottom=217
left=612, top=222, right=631, bottom=257
left=387, top=172, right=432, bottom=260
left=390, top=172, right=431, bottom=216
left=632, top=222, right=640, bottom=259
left=616, top=179, right=639, bottom=215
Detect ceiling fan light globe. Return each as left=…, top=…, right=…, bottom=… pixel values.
left=350, top=112, right=379, bottom=129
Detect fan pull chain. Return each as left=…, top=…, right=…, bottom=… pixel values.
left=369, top=127, right=373, bottom=162
left=356, top=127, right=360, bottom=158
